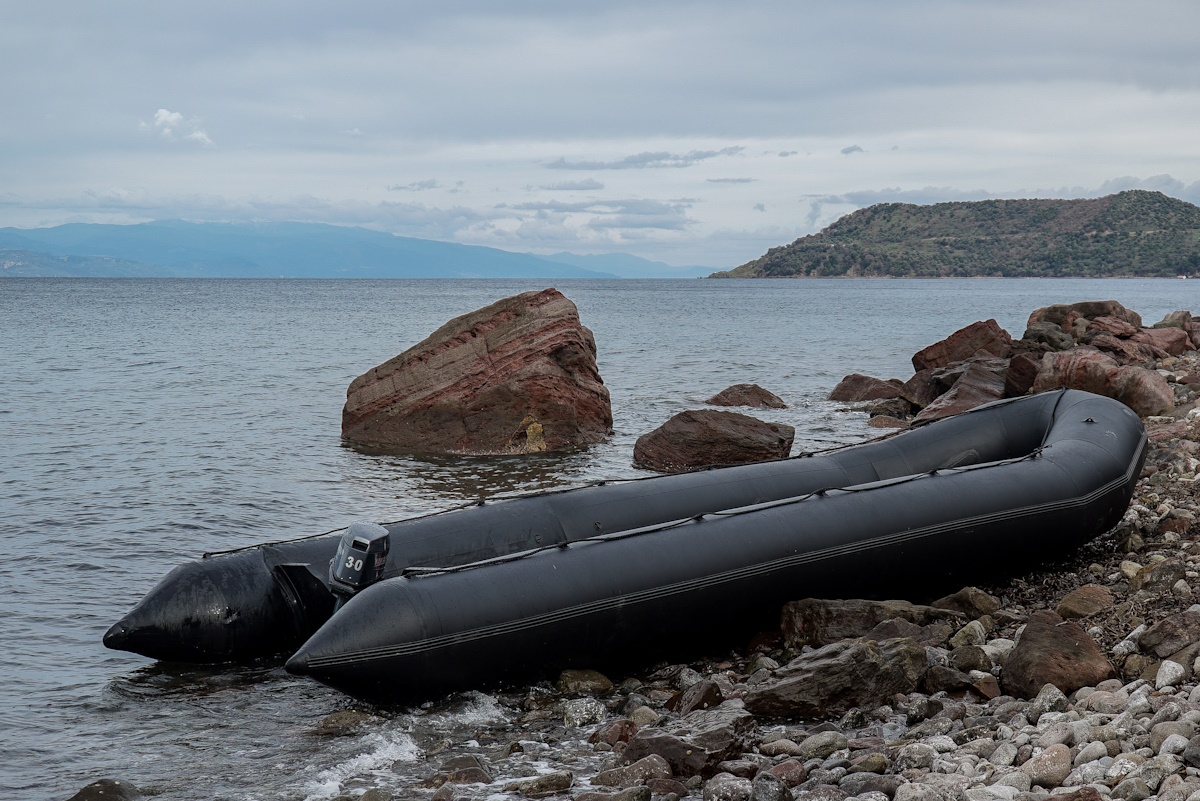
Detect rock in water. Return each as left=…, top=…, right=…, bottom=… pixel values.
left=632, top=410, right=794, bottom=472
left=911, top=319, right=1013, bottom=372
left=341, top=289, right=612, bottom=454
left=708, top=383, right=788, bottom=409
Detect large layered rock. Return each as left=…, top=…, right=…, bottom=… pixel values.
left=622, top=702, right=755, bottom=777
left=828, top=374, right=906, bottom=403
left=744, top=637, right=928, bottom=718
left=632, top=410, right=794, bottom=472
left=1031, top=349, right=1173, bottom=416
left=910, top=360, right=1007, bottom=424
left=1001, top=610, right=1114, bottom=698
left=342, top=289, right=612, bottom=454
left=912, top=319, right=1013, bottom=372
left=1028, top=300, right=1143, bottom=330
left=781, top=598, right=963, bottom=647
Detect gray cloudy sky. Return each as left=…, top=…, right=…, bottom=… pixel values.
left=2, top=1, right=1198, bottom=267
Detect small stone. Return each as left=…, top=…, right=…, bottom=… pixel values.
left=594, top=755, right=673, bottom=788
left=895, top=743, right=938, bottom=771
left=1162, top=734, right=1191, bottom=756
left=1113, top=777, right=1153, bottom=801
left=750, top=772, right=792, bottom=801
left=703, top=773, right=752, bottom=801
left=1075, top=741, right=1109, bottom=766
left=799, top=731, right=850, bottom=761
left=629, top=706, right=661, bottom=727
left=1159, top=660, right=1188, bottom=690
left=759, top=739, right=804, bottom=758
left=564, top=698, right=607, bottom=727
left=1020, top=743, right=1072, bottom=788
left=950, top=620, right=988, bottom=648
left=503, top=771, right=574, bottom=797
left=766, top=759, right=807, bottom=787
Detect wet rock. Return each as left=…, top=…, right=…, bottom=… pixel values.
left=314, top=709, right=377, bottom=736
left=922, top=665, right=972, bottom=693
left=590, top=719, right=640, bottom=746
left=766, top=759, right=807, bottom=787
left=828, top=374, right=906, bottom=403
left=751, top=771, right=792, bottom=801
left=926, top=587, right=1003, bottom=618
left=66, top=780, right=143, bottom=801
left=704, top=773, right=753, bottom=801
left=912, top=319, right=1013, bottom=372
left=577, top=788, right=652, bottom=801
left=357, top=790, right=392, bottom=801
left=667, top=678, right=724, bottom=715
left=565, top=697, right=607, bottom=727
left=744, top=637, right=927, bottom=718
left=342, top=288, right=612, bottom=453
left=503, top=771, right=574, bottom=797
left=911, top=360, right=1008, bottom=424
left=1055, top=584, right=1114, bottom=619
left=558, top=669, right=614, bottom=695
left=632, top=410, right=794, bottom=472
left=709, top=384, right=788, bottom=409
left=781, top=598, right=963, bottom=647
left=1001, top=610, right=1114, bottom=698
left=622, top=702, right=755, bottom=777
left=1020, top=742, right=1072, bottom=788
left=438, top=755, right=493, bottom=785
left=593, top=754, right=673, bottom=788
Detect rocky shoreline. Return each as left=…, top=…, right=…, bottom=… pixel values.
left=72, top=301, right=1200, bottom=801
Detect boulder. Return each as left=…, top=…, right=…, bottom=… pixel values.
left=590, top=719, right=640, bottom=746
left=67, top=781, right=143, bottom=801
left=743, top=637, right=927, bottom=718
left=1001, top=610, right=1114, bottom=698
left=1031, top=349, right=1173, bottom=416
left=912, top=319, right=1013, bottom=372
left=1087, top=316, right=1140, bottom=339
left=1023, top=321, right=1076, bottom=351
left=558, top=668, right=614, bottom=695
left=1132, top=327, right=1192, bottom=357
left=708, top=384, right=787, bottom=409
left=622, top=702, right=755, bottom=777
left=503, top=771, right=574, bottom=796
left=668, top=679, right=725, bottom=715
left=593, top=754, right=673, bottom=788
left=1028, top=300, right=1143, bottom=330
left=828, top=374, right=905, bottom=403
left=910, top=360, right=1007, bottom=425
left=1021, top=742, right=1072, bottom=788
left=1090, top=333, right=1155, bottom=365
left=781, top=598, right=964, bottom=647
left=901, top=369, right=942, bottom=409
left=1004, top=352, right=1042, bottom=398
left=342, top=289, right=612, bottom=454
left=632, top=410, right=793, bottom=472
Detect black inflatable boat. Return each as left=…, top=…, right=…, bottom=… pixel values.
left=106, top=390, right=1146, bottom=702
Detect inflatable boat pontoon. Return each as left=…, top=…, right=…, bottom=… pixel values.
left=105, top=390, right=1146, bottom=702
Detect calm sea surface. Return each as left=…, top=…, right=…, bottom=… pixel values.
left=1, top=278, right=1196, bottom=800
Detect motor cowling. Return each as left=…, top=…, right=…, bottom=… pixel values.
left=329, top=522, right=391, bottom=609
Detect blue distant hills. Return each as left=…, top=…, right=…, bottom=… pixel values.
left=0, top=220, right=711, bottom=279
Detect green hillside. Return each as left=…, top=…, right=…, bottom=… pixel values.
left=713, top=190, right=1200, bottom=278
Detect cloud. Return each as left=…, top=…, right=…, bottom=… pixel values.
left=539, top=178, right=605, bottom=191
left=142, top=108, right=212, bottom=146
left=547, top=146, right=743, bottom=170
left=840, top=145, right=863, bottom=155
left=753, top=203, right=766, bottom=212
left=707, top=177, right=755, bottom=184
left=778, top=151, right=798, bottom=157
left=387, top=179, right=441, bottom=191
left=503, top=197, right=695, bottom=231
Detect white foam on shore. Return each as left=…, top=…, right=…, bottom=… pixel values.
left=301, top=730, right=420, bottom=801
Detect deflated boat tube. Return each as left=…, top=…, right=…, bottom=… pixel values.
left=285, top=390, right=1146, bottom=703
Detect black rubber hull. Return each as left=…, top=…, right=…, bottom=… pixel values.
left=284, top=390, right=1146, bottom=703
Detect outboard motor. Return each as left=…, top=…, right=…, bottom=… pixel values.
left=329, top=522, right=391, bottom=611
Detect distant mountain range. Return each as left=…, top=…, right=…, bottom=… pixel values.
left=0, top=220, right=710, bottom=279
left=712, top=190, right=1200, bottom=278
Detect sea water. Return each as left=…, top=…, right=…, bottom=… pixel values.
left=0, top=277, right=1194, bottom=800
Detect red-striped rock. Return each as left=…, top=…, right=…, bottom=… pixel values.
left=910, top=360, right=1007, bottom=424
left=828, top=374, right=905, bottom=402
left=342, top=289, right=612, bottom=454
left=911, top=319, right=1013, bottom=372
left=1131, top=327, right=1192, bottom=357
left=1028, top=300, right=1143, bottom=330
left=1031, top=349, right=1173, bottom=416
